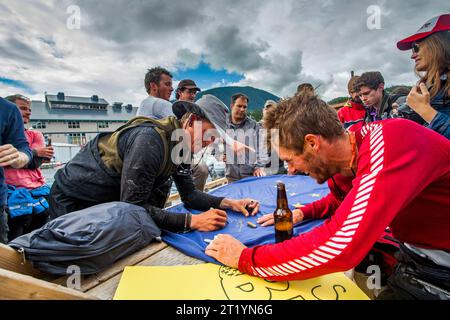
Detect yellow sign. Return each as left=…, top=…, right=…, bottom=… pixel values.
left=114, top=263, right=369, bottom=300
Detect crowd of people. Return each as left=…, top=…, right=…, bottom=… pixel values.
left=0, top=14, right=449, bottom=299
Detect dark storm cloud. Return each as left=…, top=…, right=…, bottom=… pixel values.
left=67, top=0, right=210, bottom=44
left=176, top=48, right=202, bottom=69
left=204, top=25, right=270, bottom=72
left=263, top=50, right=304, bottom=92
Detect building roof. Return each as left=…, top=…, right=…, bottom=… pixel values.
left=46, top=93, right=109, bottom=105
left=30, top=100, right=138, bottom=122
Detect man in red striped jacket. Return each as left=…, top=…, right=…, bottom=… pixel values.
left=206, top=93, right=450, bottom=299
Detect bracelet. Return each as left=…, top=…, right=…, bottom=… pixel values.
left=183, top=213, right=192, bottom=233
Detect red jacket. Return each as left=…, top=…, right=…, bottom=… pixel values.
left=238, top=119, right=450, bottom=281
left=337, top=99, right=366, bottom=131
left=301, top=174, right=355, bottom=220
left=301, top=129, right=362, bottom=220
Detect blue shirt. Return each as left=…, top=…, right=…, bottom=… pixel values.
left=0, top=97, right=32, bottom=205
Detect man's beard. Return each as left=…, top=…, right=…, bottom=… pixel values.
left=310, top=167, right=330, bottom=184
left=157, top=88, right=168, bottom=101
left=303, top=152, right=332, bottom=184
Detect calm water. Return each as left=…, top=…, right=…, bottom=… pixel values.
left=42, top=167, right=59, bottom=186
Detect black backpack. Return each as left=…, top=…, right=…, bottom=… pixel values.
left=9, top=202, right=161, bottom=275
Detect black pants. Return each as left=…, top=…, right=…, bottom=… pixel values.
left=0, top=206, right=8, bottom=244
left=7, top=211, right=49, bottom=242
left=1, top=206, right=47, bottom=243
left=377, top=244, right=450, bottom=300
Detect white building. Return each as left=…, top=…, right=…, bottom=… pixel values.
left=30, top=92, right=137, bottom=145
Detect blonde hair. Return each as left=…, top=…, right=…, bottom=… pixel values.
left=416, top=31, right=450, bottom=99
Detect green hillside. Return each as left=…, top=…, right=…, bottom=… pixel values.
left=195, top=86, right=280, bottom=112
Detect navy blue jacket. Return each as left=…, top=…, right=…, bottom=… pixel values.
left=428, top=78, right=450, bottom=139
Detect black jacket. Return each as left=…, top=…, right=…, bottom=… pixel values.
left=363, top=91, right=405, bottom=124
left=50, top=125, right=223, bottom=232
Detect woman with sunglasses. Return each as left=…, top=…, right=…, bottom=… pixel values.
left=397, top=14, right=450, bottom=139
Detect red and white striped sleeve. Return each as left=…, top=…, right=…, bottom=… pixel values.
left=238, top=121, right=433, bottom=281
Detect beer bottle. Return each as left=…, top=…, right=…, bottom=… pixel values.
left=274, top=182, right=293, bottom=243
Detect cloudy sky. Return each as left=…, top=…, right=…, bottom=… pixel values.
left=0, top=0, right=448, bottom=106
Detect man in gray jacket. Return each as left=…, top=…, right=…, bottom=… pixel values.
left=224, top=93, right=267, bottom=182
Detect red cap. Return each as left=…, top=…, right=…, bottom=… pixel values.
left=397, top=14, right=450, bottom=51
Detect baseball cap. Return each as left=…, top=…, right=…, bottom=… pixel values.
left=172, top=94, right=235, bottom=144
left=177, top=79, right=201, bottom=92
left=397, top=14, right=450, bottom=50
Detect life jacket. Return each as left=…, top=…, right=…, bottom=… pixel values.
left=97, top=116, right=181, bottom=178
